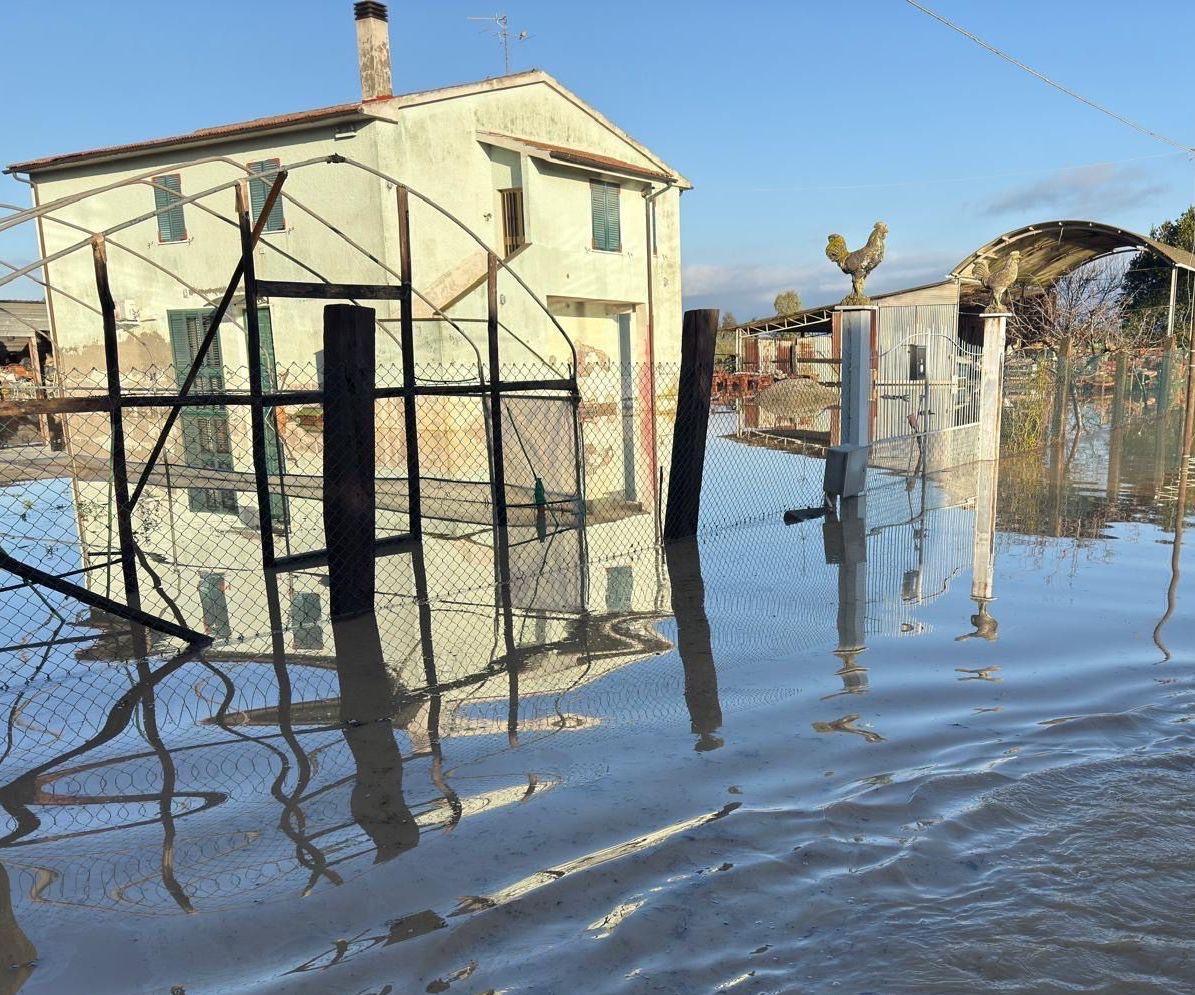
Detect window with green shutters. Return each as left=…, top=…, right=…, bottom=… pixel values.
left=153, top=174, right=186, bottom=243
left=167, top=309, right=237, bottom=514
left=248, top=159, right=286, bottom=232
left=199, top=573, right=231, bottom=640
left=590, top=180, right=621, bottom=252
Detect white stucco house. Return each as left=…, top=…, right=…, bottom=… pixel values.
left=3, top=2, right=688, bottom=652
left=6, top=2, right=689, bottom=388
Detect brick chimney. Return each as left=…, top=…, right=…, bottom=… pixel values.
left=354, top=2, right=392, bottom=102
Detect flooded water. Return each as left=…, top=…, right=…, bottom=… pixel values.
left=2, top=410, right=1194, bottom=994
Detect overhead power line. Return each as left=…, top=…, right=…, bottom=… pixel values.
left=903, top=0, right=1193, bottom=154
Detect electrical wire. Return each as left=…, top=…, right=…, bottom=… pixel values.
left=903, top=0, right=1193, bottom=154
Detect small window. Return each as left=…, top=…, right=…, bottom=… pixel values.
left=590, top=180, right=621, bottom=252
left=248, top=159, right=285, bottom=232
left=153, top=173, right=186, bottom=243
left=500, top=187, right=525, bottom=256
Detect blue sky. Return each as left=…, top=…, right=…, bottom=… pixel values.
left=2, top=0, right=1193, bottom=317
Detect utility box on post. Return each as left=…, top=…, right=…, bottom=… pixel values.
left=824, top=442, right=868, bottom=500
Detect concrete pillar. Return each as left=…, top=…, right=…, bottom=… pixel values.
left=839, top=306, right=875, bottom=448
left=824, top=306, right=875, bottom=499
left=977, top=311, right=1008, bottom=463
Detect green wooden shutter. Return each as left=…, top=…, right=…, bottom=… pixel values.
left=248, top=160, right=285, bottom=232
left=168, top=309, right=237, bottom=514
left=604, top=183, right=620, bottom=251
left=199, top=573, right=231, bottom=640
left=290, top=592, right=323, bottom=649
left=154, top=174, right=186, bottom=242
left=591, top=181, right=621, bottom=251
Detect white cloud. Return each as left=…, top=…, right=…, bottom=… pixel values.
left=981, top=163, right=1168, bottom=217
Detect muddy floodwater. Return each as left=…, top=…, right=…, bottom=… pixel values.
left=2, top=412, right=1194, bottom=994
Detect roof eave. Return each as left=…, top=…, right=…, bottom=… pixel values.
left=6, top=107, right=370, bottom=177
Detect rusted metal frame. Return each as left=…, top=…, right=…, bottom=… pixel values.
left=397, top=187, right=424, bottom=541
left=327, top=155, right=578, bottom=373
left=91, top=234, right=145, bottom=652
left=485, top=253, right=518, bottom=707
left=236, top=181, right=277, bottom=568
left=270, top=533, right=417, bottom=574
left=257, top=279, right=406, bottom=300
left=0, top=558, right=121, bottom=594
left=0, top=548, right=210, bottom=647
left=0, top=160, right=318, bottom=292
left=264, top=181, right=481, bottom=371
left=128, top=171, right=288, bottom=509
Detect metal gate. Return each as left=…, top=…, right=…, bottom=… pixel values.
left=873, top=304, right=980, bottom=447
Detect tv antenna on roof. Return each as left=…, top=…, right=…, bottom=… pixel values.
left=467, top=13, right=530, bottom=75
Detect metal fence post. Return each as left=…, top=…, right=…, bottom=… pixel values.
left=91, top=235, right=144, bottom=649
left=395, top=187, right=423, bottom=540
left=235, top=181, right=275, bottom=567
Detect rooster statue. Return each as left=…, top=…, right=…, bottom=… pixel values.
left=972, top=251, right=1021, bottom=313
left=825, top=222, right=888, bottom=305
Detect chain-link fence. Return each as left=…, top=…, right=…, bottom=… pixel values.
left=4, top=338, right=1189, bottom=660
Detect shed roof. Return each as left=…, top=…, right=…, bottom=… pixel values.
left=952, top=219, right=1195, bottom=304
left=0, top=299, right=50, bottom=344
left=736, top=220, right=1195, bottom=334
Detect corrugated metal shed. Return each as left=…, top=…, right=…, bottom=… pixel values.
left=0, top=299, right=49, bottom=349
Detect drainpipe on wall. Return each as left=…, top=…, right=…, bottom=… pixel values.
left=643, top=180, right=673, bottom=539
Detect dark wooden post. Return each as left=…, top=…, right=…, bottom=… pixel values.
left=323, top=304, right=377, bottom=619
left=236, top=181, right=275, bottom=567
left=663, top=308, right=718, bottom=541
left=91, top=235, right=144, bottom=649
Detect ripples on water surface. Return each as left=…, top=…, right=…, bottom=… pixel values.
left=2, top=415, right=1194, bottom=994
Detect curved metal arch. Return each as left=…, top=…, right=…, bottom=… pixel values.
left=952, top=219, right=1195, bottom=292
left=2, top=153, right=566, bottom=371
left=329, top=154, right=578, bottom=373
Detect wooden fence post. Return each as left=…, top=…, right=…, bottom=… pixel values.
left=663, top=308, right=718, bottom=541
left=323, top=304, right=377, bottom=619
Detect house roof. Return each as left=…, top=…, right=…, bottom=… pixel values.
left=6, top=70, right=690, bottom=186
left=0, top=299, right=50, bottom=344
left=6, top=104, right=367, bottom=176
left=480, top=132, right=678, bottom=184
left=736, top=281, right=956, bottom=335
